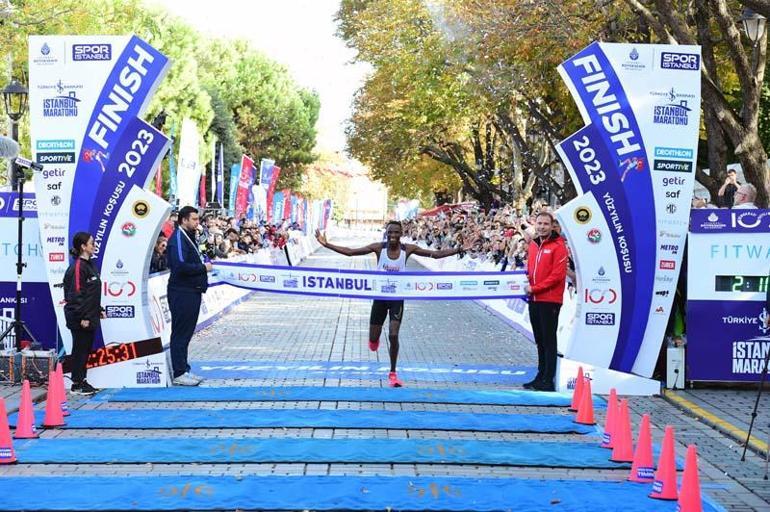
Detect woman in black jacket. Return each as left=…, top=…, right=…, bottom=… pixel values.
left=62, top=232, right=103, bottom=395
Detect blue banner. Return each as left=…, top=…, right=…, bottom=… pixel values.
left=259, top=158, right=275, bottom=187
left=228, top=164, right=240, bottom=215
left=69, top=35, right=169, bottom=243
left=88, top=117, right=169, bottom=268
left=273, top=190, right=284, bottom=222
left=559, top=42, right=656, bottom=372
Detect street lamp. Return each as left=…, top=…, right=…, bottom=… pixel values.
left=740, top=8, right=767, bottom=47
left=2, top=78, right=28, bottom=190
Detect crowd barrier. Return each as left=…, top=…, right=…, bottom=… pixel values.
left=409, top=242, right=576, bottom=353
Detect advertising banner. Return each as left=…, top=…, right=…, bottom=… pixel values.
left=213, top=261, right=529, bottom=301
left=228, top=163, right=240, bottom=214
left=216, top=143, right=224, bottom=206
left=555, top=42, right=701, bottom=380
left=175, top=118, right=201, bottom=207
left=266, top=165, right=281, bottom=222
left=234, top=155, right=254, bottom=219
left=0, top=193, right=58, bottom=349
left=29, top=35, right=171, bottom=386
left=687, top=209, right=770, bottom=381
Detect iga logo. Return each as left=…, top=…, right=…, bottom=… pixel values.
left=587, top=228, right=602, bottom=244
left=48, top=252, right=65, bottom=262
left=584, top=288, right=618, bottom=304
left=105, top=305, right=135, bottom=318
left=585, top=312, right=616, bottom=326
left=661, top=52, right=700, bottom=71
left=659, top=260, right=676, bottom=270
left=103, top=281, right=137, bottom=298
left=72, top=44, right=112, bottom=62
left=121, top=222, right=136, bottom=237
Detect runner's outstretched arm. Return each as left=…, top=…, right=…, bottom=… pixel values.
left=315, top=230, right=378, bottom=257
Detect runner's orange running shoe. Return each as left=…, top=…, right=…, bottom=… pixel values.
left=369, top=339, right=380, bottom=351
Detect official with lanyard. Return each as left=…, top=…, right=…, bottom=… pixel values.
left=166, top=206, right=212, bottom=386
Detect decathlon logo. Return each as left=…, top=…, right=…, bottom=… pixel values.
left=584, top=288, right=617, bottom=304
left=103, top=281, right=137, bottom=297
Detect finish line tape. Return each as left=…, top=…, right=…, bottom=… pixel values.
left=212, top=261, right=528, bottom=300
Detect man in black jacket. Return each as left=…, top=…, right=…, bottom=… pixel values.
left=167, top=206, right=212, bottom=386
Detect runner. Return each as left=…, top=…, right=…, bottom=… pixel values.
left=315, top=221, right=471, bottom=387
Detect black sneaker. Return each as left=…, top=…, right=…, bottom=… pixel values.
left=71, top=381, right=98, bottom=396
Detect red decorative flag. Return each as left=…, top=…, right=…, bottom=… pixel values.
left=154, top=164, right=162, bottom=197
left=199, top=169, right=207, bottom=208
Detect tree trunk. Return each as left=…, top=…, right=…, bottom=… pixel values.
left=736, top=134, right=770, bottom=207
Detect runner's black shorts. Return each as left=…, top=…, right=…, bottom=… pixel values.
left=370, top=300, right=404, bottom=325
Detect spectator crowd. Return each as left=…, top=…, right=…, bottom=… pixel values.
left=150, top=212, right=304, bottom=273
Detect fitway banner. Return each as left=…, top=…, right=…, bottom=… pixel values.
left=29, top=35, right=172, bottom=387
left=212, top=261, right=529, bottom=301
left=688, top=209, right=770, bottom=381
left=554, top=42, right=701, bottom=379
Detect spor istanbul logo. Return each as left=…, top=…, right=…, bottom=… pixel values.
left=650, top=87, right=696, bottom=126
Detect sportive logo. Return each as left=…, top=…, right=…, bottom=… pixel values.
left=121, top=222, right=136, bottom=237
left=574, top=206, right=591, bottom=224
left=659, top=260, right=676, bottom=270
left=654, top=159, right=692, bottom=173
left=37, top=152, right=76, bottom=164
left=105, top=305, right=135, bottom=318
left=661, top=52, right=700, bottom=71
left=584, top=288, right=618, bottom=304
left=654, top=147, right=693, bottom=160
left=42, top=91, right=80, bottom=118
left=587, top=228, right=602, bottom=244
left=72, top=43, right=112, bottom=62
left=585, top=312, right=616, bottom=326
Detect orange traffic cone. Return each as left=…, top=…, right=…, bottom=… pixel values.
left=0, top=398, right=17, bottom=464
left=650, top=425, right=678, bottom=500
left=628, top=413, right=654, bottom=482
left=677, top=444, right=703, bottom=512
left=42, top=369, right=65, bottom=428
left=55, top=363, right=70, bottom=417
left=569, top=366, right=585, bottom=412
left=610, top=399, right=634, bottom=462
left=575, top=377, right=596, bottom=425
left=14, top=379, right=39, bottom=439
left=600, top=388, right=618, bottom=448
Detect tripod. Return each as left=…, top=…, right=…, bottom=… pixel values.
left=740, top=340, right=770, bottom=480
left=0, top=163, right=38, bottom=352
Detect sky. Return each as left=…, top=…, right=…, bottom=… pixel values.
left=148, top=0, right=370, bottom=154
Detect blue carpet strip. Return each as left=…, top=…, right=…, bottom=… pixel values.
left=0, top=475, right=723, bottom=511
left=10, top=408, right=595, bottom=433
left=14, top=438, right=622, bottom=467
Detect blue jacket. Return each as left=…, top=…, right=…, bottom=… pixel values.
left=167, top=227, right=208, bottom=293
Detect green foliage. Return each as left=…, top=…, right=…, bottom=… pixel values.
left=0, top=0, right=319, bottom=192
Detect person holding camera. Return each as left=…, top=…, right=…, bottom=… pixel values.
left=717, top=169, right=739, bottom=208
left=62, top=232, right=104, bottom=395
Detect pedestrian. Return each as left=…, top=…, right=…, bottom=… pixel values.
left=62, top=232, right=103, bottom=395
left=167, top=206, right=212, bottom=386
left=524, top=212, right=568, bottom=391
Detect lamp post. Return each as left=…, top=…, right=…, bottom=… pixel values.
left=741, top=8, right=767, bottom=47
left=2, top=78, right=28, bottom=190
